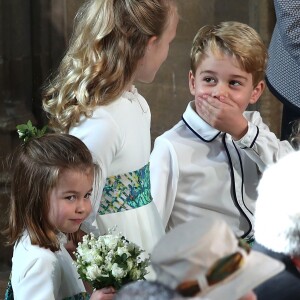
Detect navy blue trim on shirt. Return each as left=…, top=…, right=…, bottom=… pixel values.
left=233, top=141, right=253, bottom=216
left=182, top=116, right=221, bottom=142
left=223, top=134, right=252, bottom=239
left=183, top=113, right=253, bottom=239
left=249, top=126, right=259, bottom=148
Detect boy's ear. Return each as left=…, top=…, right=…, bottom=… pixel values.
left=189, top=70, right=196, bottom=96
left=249, top=80, right=265, bottom=105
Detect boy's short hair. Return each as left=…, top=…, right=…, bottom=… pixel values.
left=190, top=21, right=268, bottom=86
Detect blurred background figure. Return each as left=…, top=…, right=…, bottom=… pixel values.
left=114, top=280, right=184, bottom=300
left=151, top=216, right=284, bottom=300
left=254, top=149, right=300, bottom=300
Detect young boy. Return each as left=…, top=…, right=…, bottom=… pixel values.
left=150, top=21, right=294, bottom=242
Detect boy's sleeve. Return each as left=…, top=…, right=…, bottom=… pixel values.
left=150, top=136, right=179, bottom=229
left=234, top=111, right=294, bottom=172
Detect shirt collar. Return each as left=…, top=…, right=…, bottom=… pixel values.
left=182, top=101, right=221, bottom=142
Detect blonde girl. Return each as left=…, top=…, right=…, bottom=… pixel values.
left=5, top=133, right=115, bottom=299
left=42, top=0, right=179, bottom=278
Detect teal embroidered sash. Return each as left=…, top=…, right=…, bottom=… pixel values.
left=98, top=163, right=152, bottom=215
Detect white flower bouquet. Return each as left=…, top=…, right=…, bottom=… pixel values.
left=74, top=232, right=150, bottom=290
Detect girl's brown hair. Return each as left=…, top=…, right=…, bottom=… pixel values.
left=5, top=133, right=99, bottom=252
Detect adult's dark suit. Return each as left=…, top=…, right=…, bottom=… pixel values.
left=266, top=0, right=300, bottom=140
left=253, top=242, right=300, bottom=300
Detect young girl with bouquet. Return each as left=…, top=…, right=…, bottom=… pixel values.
left=4, top=127, right=115, bottom=299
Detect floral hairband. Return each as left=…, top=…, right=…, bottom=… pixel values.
left=16, top=120, right=48, bottom=143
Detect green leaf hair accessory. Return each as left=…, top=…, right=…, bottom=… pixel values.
left=16, top=120, right=48, bottom=142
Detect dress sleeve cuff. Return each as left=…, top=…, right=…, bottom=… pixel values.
left=234, top=122, right=259, bottom=148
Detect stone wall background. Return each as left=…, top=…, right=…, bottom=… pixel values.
left=0, top=0, right=279, bottom=293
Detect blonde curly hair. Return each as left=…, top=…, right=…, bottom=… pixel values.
left=43, top=0, right=177, bottom=132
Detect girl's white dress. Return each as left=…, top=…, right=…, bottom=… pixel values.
left=70, top=86, right=165, bottom=279
left=10, top=232, right=87, bottom=300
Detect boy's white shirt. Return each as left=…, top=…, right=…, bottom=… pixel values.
left=11, top=232, right=85, bottom=300
left=150, top=101, right=294, bottom=236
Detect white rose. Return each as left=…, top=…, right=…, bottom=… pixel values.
left=77, top=242, right=90, bottom=256
left=81, top=249, right=99, bottom=264
left=103, top=235, right=119, bottom=250
left=86, top=265, right=102, bottom=281
left=92, top=253, right=103, bottom=265
left=117, top=247, right=130, bottom=257
left=111, top=263, right=127, bottom=279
